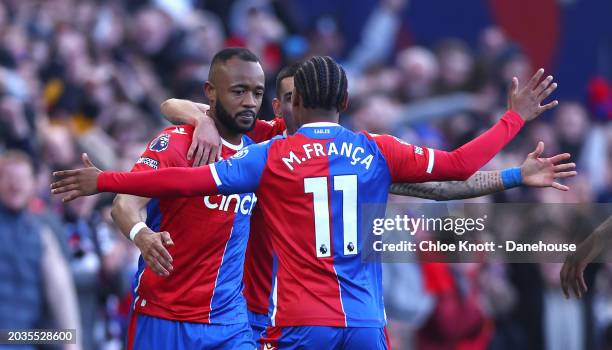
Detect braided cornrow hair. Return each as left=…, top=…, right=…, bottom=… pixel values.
left=294, top=56, right=348, bottom=112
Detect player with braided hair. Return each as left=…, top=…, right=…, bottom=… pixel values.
left=53, top=56, right=559, bottom=349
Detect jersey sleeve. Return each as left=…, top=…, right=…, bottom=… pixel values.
left=369, top=134, right=435, bottom=182
left=131, top=127, right=192, bottom=172
left=370, top=110, right=525, bottom=182
left=209, top=140, right=272, bottom=195
left=247, top=117, right=287, bottom=143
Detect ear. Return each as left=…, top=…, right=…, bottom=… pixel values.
left=272, top=98, right=281, bottom=118
left=339, top=93, right=349, bottom=113
left=204, top=81, right=216, bottom=105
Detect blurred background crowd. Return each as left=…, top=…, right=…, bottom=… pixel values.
left=0, top=0, right=611, bottom=349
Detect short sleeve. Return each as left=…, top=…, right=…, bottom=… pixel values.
left=247, top=117, right=287, bottom=143
left=367, top=133, right=434, bottom=182
left=131, top=126, right=193, bottom=172
left=209, top=140, right=272, bottom=194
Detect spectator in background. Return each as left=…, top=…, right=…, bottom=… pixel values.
left=396, top=46, right=439, bottom=102
left=61, top=193, right=104, bottom=350
left=554, top=102, right=590, bottom=164
left=0, top=150, right=82, bottom=350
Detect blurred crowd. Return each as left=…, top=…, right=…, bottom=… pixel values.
left=0, top=0, right=611, bottom=349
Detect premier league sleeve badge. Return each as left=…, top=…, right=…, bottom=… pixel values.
left=149, top=133, right=171, bottom=152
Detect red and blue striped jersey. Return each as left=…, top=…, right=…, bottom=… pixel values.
left=97, top=112, right=522, bottom=327
left=131, top=125, right=257, bottom=324
left=243, top=118, right=287, bottom=317
left=210, top=122, right=442, bottom=327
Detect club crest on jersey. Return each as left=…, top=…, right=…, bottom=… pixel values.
left=414, top=146, right=424, bottom=155
left=231, top=148, right=249, bottom=160
left=149, top=134, right=170, bottom=152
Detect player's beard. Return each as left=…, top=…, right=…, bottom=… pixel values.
left=215, top=100, right=256, bottom=134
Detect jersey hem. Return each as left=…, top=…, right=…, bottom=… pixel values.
left=273, top=317, right=385, bottom=328
left=134, top=308, right=248, bottom=325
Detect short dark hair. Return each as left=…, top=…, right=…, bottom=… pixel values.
left=275, top=62, right=300, bottom=98
left=294, top=56, right=348, bottom=112
left=209, top=48, right=260, bottom=78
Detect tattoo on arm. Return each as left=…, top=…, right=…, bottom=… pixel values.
left=389, top=171, right=505, bottom=201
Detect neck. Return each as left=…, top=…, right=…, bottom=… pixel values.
left=299, top=108, right=340, bottom=127
left=209, top=111, right=243, bottom=145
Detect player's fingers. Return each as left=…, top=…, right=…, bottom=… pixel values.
left=187, top=142, right=197, bottom=161
left=547, top=153, right=571, bottom=164
left=508, top=76, right=519, bottom=97
left=554, top=171, right=577, bottom=179
left=529, top=141, right=545, bottom=159
left=564, top=264, right=579, bottom=298
left=568, top=266, right=582, bottom=298
left=154, top=247, right=173, bottom=272
left=538, top=82, right=558, bottom=101
left=50, top=177, right=77, bottom=190
left=51, top=183, right=71, bottom=194
left=526, top=68, right=545, bottom=90
left=62, top=191, right=82, bottom=203
left=216, top=144, right=222, bottom=161
left=534, top=75, right=553, bottom=96
left=198, top=148, right=211, bottom=167
left=81, top=153, right=95, bottom=168
left=553, top=163, right=576, bottom=172
left=578, top=267, right=588, bottom=295
left=155, top=249, right=173, bottom=270
left=539, top=100, right=559, bottom=112
left=53, top=169, right=81, bottom=178
left=551, top=182, right=570, bottom=191
left=148, top=251, right=170, bottom=276
left=160, top=231, right=174, bottom=246
left=194, top=145, right=206, bottom=167
left=207, top=145, right=218, bottom=164
left=149, top=258, right=170, bottom=277
left=54, top=187, right=75, bottom=197
left=53, top=183, right=81, bottom=194
left=548, top=153, right=571, bottom=164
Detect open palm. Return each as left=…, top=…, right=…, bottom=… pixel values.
left=521, top=141, right=576, bottom=191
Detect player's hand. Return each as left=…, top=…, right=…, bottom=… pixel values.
left=560, top=233, right=601, bottom=299
left=134, top=227, right=175, bottom=277
left=51, top=153, right=101, bottom=202
left=521, top=141, right=577, bottom=190
left=508, top=68, right=559, bottom=121
left=189, top=112, right=222, bottom=167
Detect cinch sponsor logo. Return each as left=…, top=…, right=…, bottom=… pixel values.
left=203, top=193, right=257, bottom=215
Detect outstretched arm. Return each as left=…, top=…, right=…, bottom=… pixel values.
left=378, top=69, right=559, bottom=183
left=390, top=142, right=576, bottom=200
left=390, top=171, right=505, bottom=200
left=52, top=141, right=269, bottom=202
left=561, top=216, right=612, bottom=299
left=50, top=153, right=220, bottom=201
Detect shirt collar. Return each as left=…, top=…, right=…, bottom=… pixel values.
left=299, top=122, right=341, bottom=128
